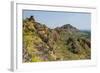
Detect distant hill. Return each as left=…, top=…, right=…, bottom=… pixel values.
left=23, top=16, right=91, bottom=62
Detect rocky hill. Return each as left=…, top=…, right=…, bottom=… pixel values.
left=23, top=16, right=91, bottom=62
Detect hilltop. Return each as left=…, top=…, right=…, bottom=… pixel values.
left=23, top=16, right=91, bottom=62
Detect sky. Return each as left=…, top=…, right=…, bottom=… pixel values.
left=23, top=10, right=91, bottom=30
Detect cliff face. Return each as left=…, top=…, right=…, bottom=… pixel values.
left=23, top=16, right=91, bottom=62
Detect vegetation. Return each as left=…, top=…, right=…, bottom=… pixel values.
left=23, top=16, right=91, bottom=62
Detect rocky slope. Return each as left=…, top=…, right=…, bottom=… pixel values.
left=23, top=16, right=91, bottom=62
